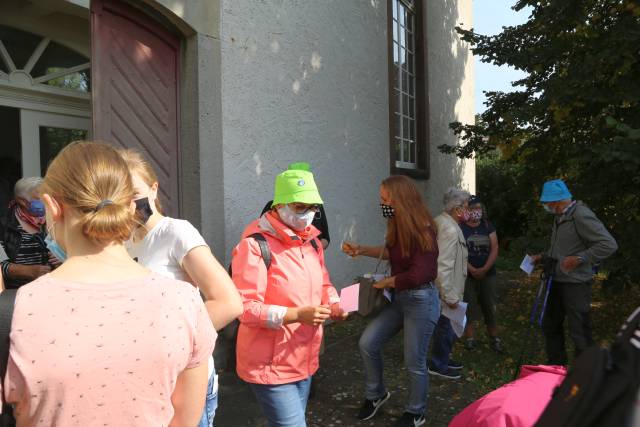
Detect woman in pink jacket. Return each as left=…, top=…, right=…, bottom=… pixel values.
left=231, top=167, right=346, bottom=427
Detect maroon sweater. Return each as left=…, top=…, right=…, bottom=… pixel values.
left=388, top=228, right=439, bottom=292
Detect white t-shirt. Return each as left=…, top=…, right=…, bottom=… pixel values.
left=128, top=217, right=207, bottom=282
left=128, top=217, right=216, bottom=389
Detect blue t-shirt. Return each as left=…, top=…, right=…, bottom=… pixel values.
left=460, top=220, right=497, bottom=275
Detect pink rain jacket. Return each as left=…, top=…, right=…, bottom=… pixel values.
left=231, top=213, right=340, bottom=385
left=449, top=365, right=567, bottom=427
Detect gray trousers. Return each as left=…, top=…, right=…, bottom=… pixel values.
left=542, top=280, right=594, bottom=365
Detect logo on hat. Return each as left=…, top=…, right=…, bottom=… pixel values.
left=297, top=179, right=305, bottom=187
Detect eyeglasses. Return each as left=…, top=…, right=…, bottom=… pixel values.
left=288, top=203, right=321, bottom=215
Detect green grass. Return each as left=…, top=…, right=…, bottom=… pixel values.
left=453, top=268, right=640, bottom=397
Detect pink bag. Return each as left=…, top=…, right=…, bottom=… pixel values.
left=449, top=365, right=567, bottom=427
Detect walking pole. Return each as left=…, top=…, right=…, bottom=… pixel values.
left=513, top=257, right=557, bottom=380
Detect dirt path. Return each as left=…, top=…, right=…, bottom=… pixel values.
left=215, top=270, right=640, bottom=426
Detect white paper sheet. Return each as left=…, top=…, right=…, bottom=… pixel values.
left=339, top=283, right=360, bottom=313
left=520, top=254, right=536, bottom=275
left=442, top=301, right=468, bottom=338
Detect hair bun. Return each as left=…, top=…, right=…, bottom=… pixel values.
left=82, top=201, right=134, bottom=244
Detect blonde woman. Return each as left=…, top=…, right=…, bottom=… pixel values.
left=120, top=149, right=242, bottom=427
left=3, top=142, right=215, bottom=425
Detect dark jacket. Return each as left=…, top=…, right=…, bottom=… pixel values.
left=0, top=205, right=23, bottom=261
left=548, top=201, right=618, bottom=283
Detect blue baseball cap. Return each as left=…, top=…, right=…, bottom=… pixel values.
left=540, top=179, right=572, bottom=203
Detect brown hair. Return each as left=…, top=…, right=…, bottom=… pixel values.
left=382, top=175, right=437, bottom=257
left=118, top=148, right=162, bottom=212
left=41, top=141, right=135, bottom=245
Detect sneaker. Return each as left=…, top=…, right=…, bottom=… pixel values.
left=491, top=337, right=504, bottom=353
left=448, top=359, right=464, bottom=370
left=465, top=338, right=477, bottom=350
left=428, top=367, right=462, bottom=380
left=357, top=391, right=390, bottom=421
left=394, top=412, right=426, bottom=427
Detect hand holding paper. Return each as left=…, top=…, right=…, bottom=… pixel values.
left=520, top=254, right=536, bottom=275
left=442, top=301, right=468, bottom=338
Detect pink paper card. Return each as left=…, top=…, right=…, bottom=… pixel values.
left=339, top=283, right=360, bottom=313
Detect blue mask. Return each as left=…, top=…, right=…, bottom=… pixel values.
left=28, top=200, right=46, bottom=217
left=45, top=233, right=67, bottom=262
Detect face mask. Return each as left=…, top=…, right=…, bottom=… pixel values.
left=134, top=197, right=154, bottom=225
left=543, top=204, right=555, bottom=214
left=458, top=208, right=470, bottom=222
left=45, top=227, right=67, bottom=262
left=468, top=209, right=483, bottom=221
left=380, top=204, right=395, bottom=219
left=28, top=199, right=46, bottom=217
left=277, top=205, right=315, bottom=231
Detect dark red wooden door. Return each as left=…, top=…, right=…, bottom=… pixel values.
left=91, top=0, right=180, bottom=216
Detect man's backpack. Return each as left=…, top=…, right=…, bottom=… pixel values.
left=535, top=307, right=640, bottom=427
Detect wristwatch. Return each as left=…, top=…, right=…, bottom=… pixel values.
left=576, top=256, right=586, bottom=264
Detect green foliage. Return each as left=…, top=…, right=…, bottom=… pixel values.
left=442, top=0, right=640, bottom=284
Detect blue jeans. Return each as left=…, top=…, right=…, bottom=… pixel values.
left=359, top=285, right=440, bottom=415
left=249, top=377, right=312, bottom=427
left=197, top=369, right=218, bottom=427
left=429, top=314, right=457, bottom=372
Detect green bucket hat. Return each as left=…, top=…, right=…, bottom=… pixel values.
left=288, top=162, right=311, bottom=172
left=273, top=168, right=323, bottom=206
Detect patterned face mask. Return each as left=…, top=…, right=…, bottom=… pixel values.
left=469, top=209, right=483, bottom=221
left=380, top=203, right=395, bottom=219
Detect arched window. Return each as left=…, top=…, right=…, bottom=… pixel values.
left=0, top=25, right=90, bottom=94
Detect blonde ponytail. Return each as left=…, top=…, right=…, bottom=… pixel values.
left=41, top=141, right=136, bottom=245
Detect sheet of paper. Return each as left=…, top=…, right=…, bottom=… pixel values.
left=520, top=254, right=536, bottom=275
left=339, top=283, right=360, bottom=313
left=442, top=301, right=468, bottom=338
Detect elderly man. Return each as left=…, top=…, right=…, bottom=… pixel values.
left=428, top=188, right=470, bottom=380
left=533, top=179, right=618, bottom=365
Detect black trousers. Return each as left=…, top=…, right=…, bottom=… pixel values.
left=542, top=280, right=594, bottom=365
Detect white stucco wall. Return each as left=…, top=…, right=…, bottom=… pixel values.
left=219, top=1, right=390, bottom=285
left=219, top=0, right=474, bottom=287
left=423, top=0, right=476, bottom=210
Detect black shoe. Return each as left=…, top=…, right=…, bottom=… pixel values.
left=357, top=391, right=390, bottom=421
left=428, top=367, right=461, bottom=379
left=394, top=412, right=426, bottom=426
left=491, top=337, right=504, bottom=353
left=448, top=359, right=464, bottom=370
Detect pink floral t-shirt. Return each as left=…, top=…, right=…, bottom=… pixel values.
left=2, top=273, right=216, bottom=426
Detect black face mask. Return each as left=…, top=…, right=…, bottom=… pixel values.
left=134, top=197, right=154, bottom=225
left=380, top=203, right=395, bottom=219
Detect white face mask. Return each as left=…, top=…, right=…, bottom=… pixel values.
left=277, top=205, right=315, bottom=231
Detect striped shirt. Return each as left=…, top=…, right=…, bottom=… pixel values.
left=1, top=220, right=48, bottom=289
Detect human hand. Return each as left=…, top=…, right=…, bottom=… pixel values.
left=29, top=264, right=51, bottom=280
left=341, top=241, right=360, bottom=257
left=297, top=306, right=331, bottom=326
left=373, top=278, right=394, bottom=289
left=48, top=252, right=62, bottom=268
left=472, top=267, right=487, bottom=280
left=560, top=256, right=582, bottom=273
left=447, top=301, right=459, bottom=309
left=530, top=254, right=543, bottom=264
left=330, top=303, right=348, bottom=321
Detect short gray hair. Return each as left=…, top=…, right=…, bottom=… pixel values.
left=14, top=177, right=43, bottom=200
left=443, top=187, right=470, bottom=213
